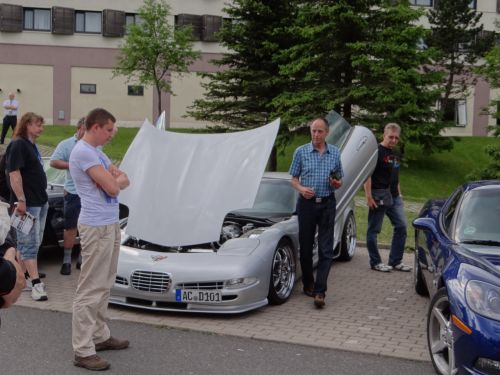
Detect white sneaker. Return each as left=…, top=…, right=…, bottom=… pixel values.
left=23, top=279, right=32, bottom=291
left=371, top=263, right=391, bottom=272
left=31, top=282, right=48, bottom=301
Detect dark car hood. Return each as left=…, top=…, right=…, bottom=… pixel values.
left=455, top=243, right=500, bottom=277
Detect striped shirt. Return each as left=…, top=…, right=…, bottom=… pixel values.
left=289, top=142, right=343, bottom=198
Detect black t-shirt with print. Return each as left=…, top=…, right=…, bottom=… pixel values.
left=371, top=144, right=401, bottom=197
left=5, top=138, right=48, bottom=206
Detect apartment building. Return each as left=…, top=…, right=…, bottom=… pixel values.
left=411, top=0, right=499, bottom=136
left=0, top=1, right=498, bottom=133
left=0, top=0, right=226, bottom=127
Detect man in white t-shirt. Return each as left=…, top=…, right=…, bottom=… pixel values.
left=69, top=108, right=129, bottom=371
left=1, top=92, right=19, bottom=144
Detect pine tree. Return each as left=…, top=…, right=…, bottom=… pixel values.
left=428, top=0, right=494, bottom=108
left=187, top=0, right=296, bottom=129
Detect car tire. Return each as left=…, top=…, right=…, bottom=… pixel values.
left=427, top=287, right=457, bottom=375
left=337, top=211, right=356, bottom=262
left=414, top=248, right=429, bottom=296
left=268, top=239, right=296, bottom=305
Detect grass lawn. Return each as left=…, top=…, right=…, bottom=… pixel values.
left=38, top=125, right=496, bottom=246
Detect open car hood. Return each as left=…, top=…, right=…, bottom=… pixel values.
left=119, top=119, right=280, bottom=246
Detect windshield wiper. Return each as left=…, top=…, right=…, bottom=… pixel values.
left=461, top=239, right=500, bottom=246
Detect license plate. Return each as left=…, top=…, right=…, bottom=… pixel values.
left=175, top=289, right=222, bottom=303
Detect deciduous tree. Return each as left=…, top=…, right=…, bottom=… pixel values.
left=114, top=0, right=200, bottom=119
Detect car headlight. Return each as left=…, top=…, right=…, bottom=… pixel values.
left=465, top=280, right=500, bottom=321
left=224, top=277, right=258, bottom=289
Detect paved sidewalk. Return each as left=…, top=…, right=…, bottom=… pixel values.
left=18, top=248, right=430, bottom=362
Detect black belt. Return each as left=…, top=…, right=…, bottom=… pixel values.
left=300, top=194, right=335, bottom=203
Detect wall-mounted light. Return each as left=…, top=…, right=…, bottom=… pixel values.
left=16, top=88, right=21, bottom=93
left=0, top=88, right=2, bottom=92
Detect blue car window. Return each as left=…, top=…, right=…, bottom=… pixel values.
left=456, top=188, right=500, bottom=243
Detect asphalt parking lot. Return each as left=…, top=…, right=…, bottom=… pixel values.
left=17, top=247, right=431, bottom=362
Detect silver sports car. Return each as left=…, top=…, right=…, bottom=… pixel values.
left=110, top=112, right=378, bottom=314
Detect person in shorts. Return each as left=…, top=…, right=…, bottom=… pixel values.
left=50, top=118, right=86, bottom=275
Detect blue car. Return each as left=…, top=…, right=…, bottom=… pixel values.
left=413, top=180, right=500, bottom=375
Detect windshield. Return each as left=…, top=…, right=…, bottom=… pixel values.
left=233, top=178, right=297, bottom=217
left=456, top=187, right=500, bottom=244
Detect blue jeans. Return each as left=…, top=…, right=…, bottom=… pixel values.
left=17, top=203, right=48, bottom=260
left=297, top=196, right=336, bottom=296
left=366, top=195, right=407, bottom=267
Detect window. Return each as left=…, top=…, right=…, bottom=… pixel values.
left=125, top=13, right=142, bottom=26
left=24, top=8, right=51, bottom=31
left=80, top=84, right=96, bottom=94
left=440, top=98, right=467, bottom=127
left=435, top=0, right=475, bottom=9
left=409, top=0, right=432, bottom=6
left=175, top=14, right=202, bottom=41
left=442, top=188, right=462, bottom=236
left=125, top=13, right=142, bottom=34
left=127, top=85, right=144, bottom=96
left=0, top=3, right=23, bottom=32
left=75, top=11, right=101, bottom=33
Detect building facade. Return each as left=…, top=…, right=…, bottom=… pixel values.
left=0, top=0, right=226, bottom=127
left=0, top=0, right=498, bottom=133
left=411, top=0, right=499, bottom=136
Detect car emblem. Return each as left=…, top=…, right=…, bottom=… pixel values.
left=151, top=255, right=168, bottom=262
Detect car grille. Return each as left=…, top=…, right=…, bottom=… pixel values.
left=177, top=281, right=224, bottom=290
left=115, top=275, right=129, bottom=286
left=130, top=271, right=171, bottom=293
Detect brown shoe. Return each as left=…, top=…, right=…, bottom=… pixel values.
left=303, top=286, right=315, bottom=297
left=95, top=336, right=130, bottom=352
left=314, top=294, right=325, bottom=308
left=74, top=354, right=110, bottom=371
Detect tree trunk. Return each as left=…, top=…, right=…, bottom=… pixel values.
left=267, top=145, right=278, bottom=171
left=156, top=84, right=162, bottom=120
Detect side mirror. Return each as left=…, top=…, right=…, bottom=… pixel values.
left=412, top=217, right=438, bottom=234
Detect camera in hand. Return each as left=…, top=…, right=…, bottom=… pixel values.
left=329, top=170, right=340, bottom=180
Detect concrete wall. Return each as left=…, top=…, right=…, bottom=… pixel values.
left=0, top=63, right=53, bottom=123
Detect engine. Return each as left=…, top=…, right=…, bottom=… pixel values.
left=220, top=221, right=256, bottom=243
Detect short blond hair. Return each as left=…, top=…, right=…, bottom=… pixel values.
left=384, top=123, right=401, bottom=134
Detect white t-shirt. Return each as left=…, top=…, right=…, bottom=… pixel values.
left=2, top=99, right=19, bottom=116
left=69, top=140, right=119, bottom=226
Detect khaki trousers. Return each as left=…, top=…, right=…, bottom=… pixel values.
left=72, top=223, right=120, bottom=357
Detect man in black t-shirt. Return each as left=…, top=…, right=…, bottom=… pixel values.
left=5, top=112, right=48, bottom=301
left=363, top=123, right=411, bottom=273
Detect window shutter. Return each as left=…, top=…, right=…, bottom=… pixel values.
left=433, top=0, right=440, bottom=9
left=103, top=9, right=125, bottom=37
left=0, top=3, right=23, bottom=32
left=497, top=0, right=500, bottom=13
left=175, top=14, right=202, bottom=41
left=52, top=6, right=74, bottom=35
left=202, top=15, right=222, bottom=42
